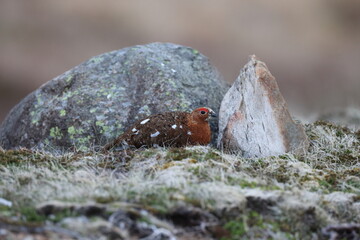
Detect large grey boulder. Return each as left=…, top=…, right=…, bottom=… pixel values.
left=0, top=43, right=227, bottom=151
left=217, top=56, right=308, bottom=158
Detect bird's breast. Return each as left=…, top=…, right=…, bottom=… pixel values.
left=187, top=122, right=211, bottom=145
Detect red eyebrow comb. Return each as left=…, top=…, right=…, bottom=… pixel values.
left=196, top=107, right=209, bottom=112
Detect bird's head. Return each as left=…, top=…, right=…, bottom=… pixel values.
left=191, top=107, right=216, bottom=122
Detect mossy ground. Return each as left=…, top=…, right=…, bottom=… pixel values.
left=0, top=122, right=359, bottom=239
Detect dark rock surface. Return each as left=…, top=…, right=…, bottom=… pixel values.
left=217, top=55, right=308, bottom=158
left=0, top=43, right=227, bottom=151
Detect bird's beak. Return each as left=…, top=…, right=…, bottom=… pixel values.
left=209, top=109, right=217, bottom=118
left=205, top=109, right=216, bottom=121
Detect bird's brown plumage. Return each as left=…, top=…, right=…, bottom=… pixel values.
left=103, top=107, right=215, bottom=150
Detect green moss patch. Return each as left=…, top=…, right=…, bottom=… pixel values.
left=0, top=149, right=47, bottom=165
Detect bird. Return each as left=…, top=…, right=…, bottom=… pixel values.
left=103, top=107, right=216, bottom=150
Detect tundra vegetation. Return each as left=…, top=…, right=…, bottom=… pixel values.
left=0, top=121, right=359, bottom=239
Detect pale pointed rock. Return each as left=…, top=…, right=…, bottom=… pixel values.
left=217, top=55, right=308, bottom=158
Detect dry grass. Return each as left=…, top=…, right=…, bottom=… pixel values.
left=0, top=121, right=359, bottom=239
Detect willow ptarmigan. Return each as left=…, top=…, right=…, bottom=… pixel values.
left=103, top=107, right=216, bottom=150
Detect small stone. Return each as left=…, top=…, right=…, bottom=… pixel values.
left=217, top=55, right=308, bottom=158
left=0, top=198, right=12, bottom=207
left=171, top=124, right=177, bottom=129
left=0, top=229, right=7, bottom=236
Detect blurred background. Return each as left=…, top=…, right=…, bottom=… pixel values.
left=1, top=0, right=360, bottom=125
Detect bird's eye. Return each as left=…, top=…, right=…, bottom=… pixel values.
left=200, top=110, right=206, bottom=115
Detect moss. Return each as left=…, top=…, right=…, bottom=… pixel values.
left=7, top=206, right=80, bottom=225
left=19, top=207, right=47, bottom=223
left=222, top=220, right=246, bottom=240
left=324, top=171, right=338, bottom=186
left=278, top=155, right=290, bottom=160
left=141, top=149, right=158, bottom=158
left=97, top=151, right=135, bottom=169
left=165, top=148, right=221, bottom=162
left=313, top=121, right=352, bottom=136
left=299, top=174, right=314, bottom=183
left=189, top=166, right=201, bottom=176
left=318, top=171, right=339, bottom=193
left=227, top=177, right=257, bottom=188
left=160, top=162, right=177, bottom=170
left=273, top=164, right=291, bottom=183
left=221, top=212, right=268, bottom=239
left=188, top=159, right=198, bottom=164
left=204, top=150, right=222, bottom=161
left=134, top=186, right=179, bottom=214
left=0, top=205, right=12, bottom=218
left=224, top=209, right=319, bottom=240
left=93, top=194, right=116, bottom=204
left=227, top=209, right=320, bottom=239
left=166, top=148, right=198, bottom=161
left=345, top=179, right=360, bottom=192
left=250, top=158, right=271, bottom=170
left=0, top=149, right=47, bottom=165
left=317, top=169, right=360, bottom=194
left=17, top=174, right=33, bottom=186
left=48, top=208, right=80, bottom=223
left=336, top=149, right=358, bottom=163
left=344, top=168, right=360, bottom=177
left=247, top=211, right=265, bottom=228
left=0, top=216, right=44, bottom=229
left=227, top=177, right=281, bottom=191
left=0, top=149, right=91, bottom=170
